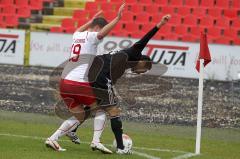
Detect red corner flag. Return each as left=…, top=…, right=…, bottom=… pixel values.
left=195, top=32, right=212, bottom=72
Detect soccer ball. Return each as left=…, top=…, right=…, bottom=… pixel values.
left=113, top=134, right=133, bottom=150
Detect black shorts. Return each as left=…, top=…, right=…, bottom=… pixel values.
left=92, top=79, right=118, bottom=107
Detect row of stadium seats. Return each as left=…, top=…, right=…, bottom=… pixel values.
left=0, top=0, right=54, bottom=27
left=48, top=0, right=240, bottom=45
left=94, top=0, right=240, bottom=9
left=85, top=1, right=240, bottom=16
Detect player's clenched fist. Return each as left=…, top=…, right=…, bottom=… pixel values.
left=157, top=14, right=171, bottom=28
left=117, top=3, right=125, bottom=20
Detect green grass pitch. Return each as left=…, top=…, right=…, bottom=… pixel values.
left=0, top=111, right=239, bottom=159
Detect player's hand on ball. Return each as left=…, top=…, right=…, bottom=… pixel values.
left=117, top=3, right=125, bottom=20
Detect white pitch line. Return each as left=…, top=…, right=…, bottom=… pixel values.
left=0, top=133, right=160, bottom=159
left=132, top=150, right=161, bottom=159
left=133, top=146, right=189, bottom=154
left=172, top=153, right=198, bottom=159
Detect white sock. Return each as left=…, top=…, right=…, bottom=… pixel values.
left=92, top=111, right=106, bottom=143
left=49, top=116, right=80, bottom=141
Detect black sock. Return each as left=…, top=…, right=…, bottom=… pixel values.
left=111, top=117, right=124, bottom=149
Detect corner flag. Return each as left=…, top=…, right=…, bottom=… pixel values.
left=195, top=32, right=211, bottom=155
left=195, top=32, right=212, bottom=72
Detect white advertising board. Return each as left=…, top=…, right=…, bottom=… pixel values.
left=29, top=32, right=72, bottom=67
left=0, top=29, right=25, bottom=65
left=29, top=31, right=240, bottom=81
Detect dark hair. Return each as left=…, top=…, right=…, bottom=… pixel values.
left=90, top=17, right=108, bottom=28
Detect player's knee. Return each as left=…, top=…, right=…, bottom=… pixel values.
left=111, top=117, right=122, bottom=132
left=108, top=107, right=121, bottom=118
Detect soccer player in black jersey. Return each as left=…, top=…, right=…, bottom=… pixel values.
left=73, top=14, right=171, bottom=154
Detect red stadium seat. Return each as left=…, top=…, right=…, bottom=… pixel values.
left=151, top=13, right=164, bottom=23
left=232, top=18, right=240, bottom=28
left=183, top=15, right=198, bottom=26
left=199, top=17, right=214, bottom=27
left=207, top=27, right=222, bottom=37
left=130, top=31, right=145, bottom=38
left=158, top=24, right=172, bottom=34
left=77, top=18, right=88, bottom=27
left=177, top=7, right=191, bottom=16
left=129, top=5, right=144, bottom=13
left=0, top=0, right=14, bottom=5
left=190, top=26, right=205, bottom=36
left=138, top=0, right=152, bottom=4
left=233, top=38, right=240, bottom=45
left=223, top=29, right=239, bottom=38
left=73, top=10, right=88, bottom=20
left=5, top=15, right=18, bottom=27
left=111, top=22, right=124, bottom=34
left=29, top=0, right=43, bottom=10
left=185, top=0, right=199, bottom=7
left=112, top=29, right=129, bottom=37
left=200, top=0, right=214, bottom=8
left=214, top=36, right=232, bottom=45
left=174, top=25, right=188, bottom=35
left=61, top=18, right=76, bottom=28
left=207, top=8, right=223, bottom=17
left=145, top=5, right=160, bottom=13
left=2, top=5, right=16, bottom=15
left=163, top=33, right=179, bottom=41
left=160, top=6, right=176, bottom=14
left=100, top=3, right=114, bottom=11
left=168, top=0, right=183, bottom=6
left=50, top=26, right=63, bottom=33
left=17, top=6, right=31, bottom=18
left=125, top=0, right=137, bottom=4
left=125, top=22, right=140, bottom=32
left=121, top=11, right=135, bottom=22
left=65, top=27, right=76, bottom=34
left=181, top=34, right=198, bottom=42
left=192, top=8, right=206, bottom=16
left=141, top=23, right=155, bottom=32
left=153, top=0, right=168, bottom=6
left=135, top=13, right=151, bottom=23
left=232, top=0, right=240, bottom=9
left=0, top=15, right=5, bottom=27
left=104, top=11, right=116, bottom=20
left=85, top=2, right=99, bottom=11
left=215, top=18, right=230, bottom=27
left=215, top=0, right=230, bottom=9
left=15, top=0, right=29, bottom=7
left=224, top=9, right=238, bottom=18
left=168, top=16, right=181, bottom=25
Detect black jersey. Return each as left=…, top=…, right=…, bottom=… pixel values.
left=89, top=26, right=160, bottom=90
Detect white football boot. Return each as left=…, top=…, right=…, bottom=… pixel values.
left=45, top=138, right=66, bottom=152
left=116, top=147, right=132, bottom=155
left=90, top=142, right=113, bottom=154
left=66, top=132, right=81, bottom=144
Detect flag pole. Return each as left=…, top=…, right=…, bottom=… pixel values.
left=195, top=59, right=204, bottom=155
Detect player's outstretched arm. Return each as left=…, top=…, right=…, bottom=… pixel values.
left=156, top=14, right=171, bottom=28
left=97, top=3, right=125, bottom=40
left=76, top=10, right=103, bottom=32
